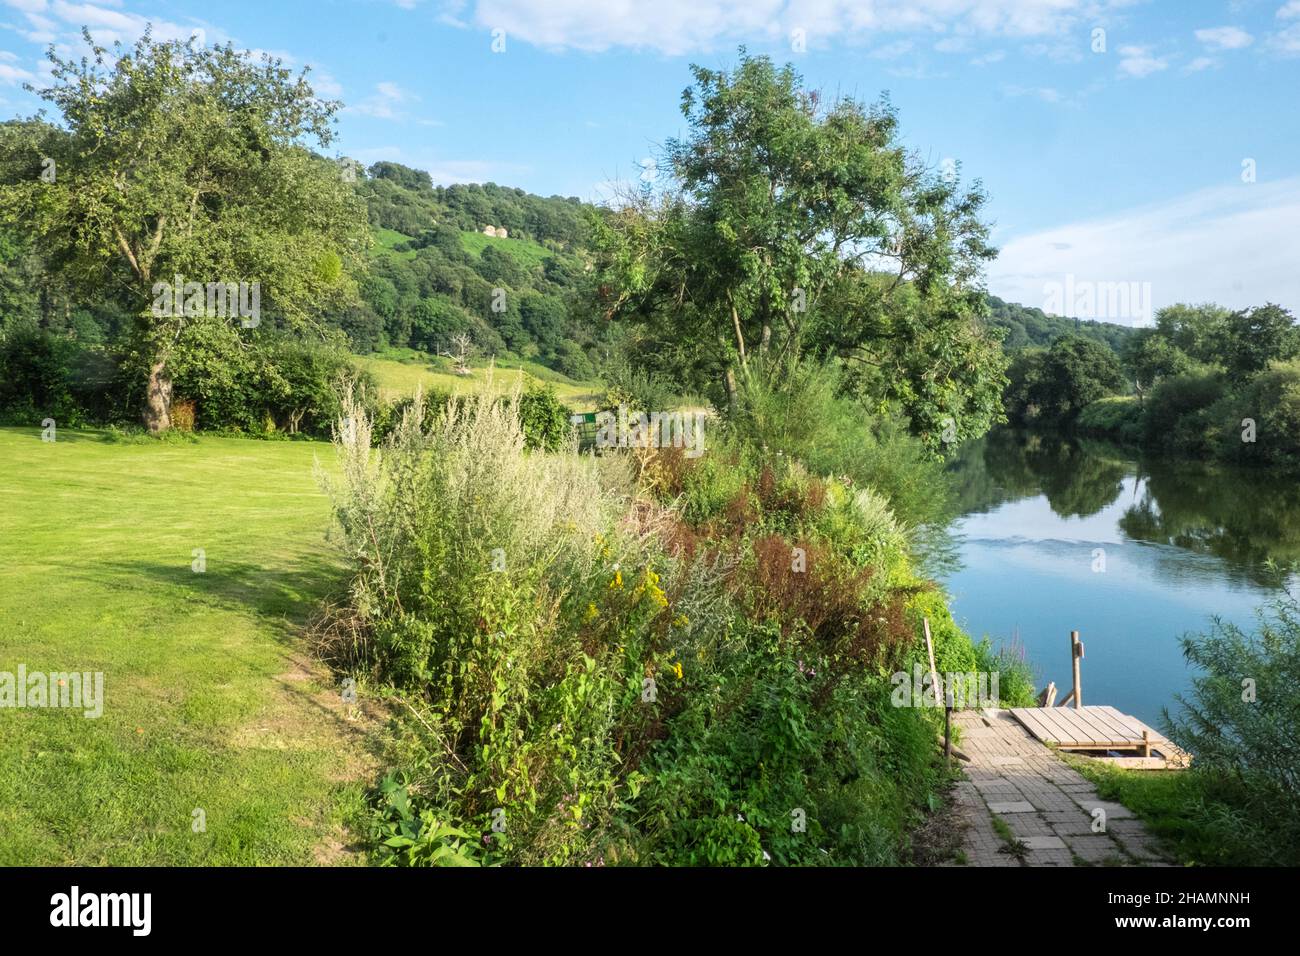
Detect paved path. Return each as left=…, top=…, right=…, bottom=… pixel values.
left=945, top=709, right=1171, bottom=867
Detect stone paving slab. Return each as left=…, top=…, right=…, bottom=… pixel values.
left=946, top=709, right=1171, bottom=868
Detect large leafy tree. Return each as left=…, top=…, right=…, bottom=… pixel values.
left=0, top=28, right=369, bottom=431
left=591, top=50, right=1005, bottom=450
left=1216, top=303, right=1299, bottom=383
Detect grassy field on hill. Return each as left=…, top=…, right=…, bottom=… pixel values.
left=370, top=226, right=558, bottom=273
left=457, top=229, right=555, bottom=269
left=0, top=427, right=374, bottom=865
left=355, top=351, right=602, bottom=410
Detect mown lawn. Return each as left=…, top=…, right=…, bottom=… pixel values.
left=355, top=352, right=601, bottom=410
left=0, top=427, right=376, bottom=865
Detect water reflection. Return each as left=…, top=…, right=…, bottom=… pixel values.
left=941, top=430, right=1293, bottom=724
left=951, top=430, right=1300, bottom=588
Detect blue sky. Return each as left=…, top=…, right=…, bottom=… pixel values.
left=3, top=0, right=1299, bottom=320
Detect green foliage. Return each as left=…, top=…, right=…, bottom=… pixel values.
left=1212, top=360, right=1300, bottom=468
left=1005, top=334, right=1124, bottom=426
left=0, top=31, right=370, bottom=430
left=1165, top=597, right=1300, bottom=846
left=591, top=49, right=1004, bottom=451
left=1076, top=395, right=1143, bottom=444
left=1142, top=369, right=1225, bottom=456
left=517, top=383, right=573, bottom=451
left=323, top=378, right=974, bottom=866
left=726, top=358, right=953, bottom=531
left=1217, top=303, right=1300, bottom=384
left=0, top=325, right=87, bottom=425
left=369, top=774, right=487, bottom=867
left=986, top=293, right=1135, bottom=353
left=1074, top=596, right=1300, bottom=867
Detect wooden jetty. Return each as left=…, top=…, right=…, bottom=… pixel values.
left=1007, top=704, right=1191, bottom=769
left=1006, top=629, right=1192, bottom=770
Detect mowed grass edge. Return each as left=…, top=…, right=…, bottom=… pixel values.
left=0, top=427, right=378, bottom=865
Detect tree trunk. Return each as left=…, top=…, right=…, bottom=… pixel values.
left=723, top=365, right=738, bottom=413
left=145, top=358, right=173, bottom=433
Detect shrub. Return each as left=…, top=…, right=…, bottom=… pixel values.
left=1212, top=360, right=1300, bottom=468
left=170, top=398, right=196, bottom=432
left=320, top=374, right=980, bottom=867
left=1142, top=369, right=1226, bottom=456
left=0, top=325, right=83, bottom=425
left=517, top=383, right=573, bottom=451
left=1163, top=596, right=1300, bottom=865
left=1076, top=395, right=1142, bottom=444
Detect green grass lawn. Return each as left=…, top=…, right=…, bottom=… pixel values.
left=457, top=229, right=555, bottom=271
left=355, top=352, right=602, bottom=411
left=0, top=427, right=377, bottom=865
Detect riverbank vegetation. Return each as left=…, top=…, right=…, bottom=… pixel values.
left=3, top=24, right=1295, bottom=870
left=1072, top=595, right=1300, bottom=867
left=1004, top=302, right=1300, bottom=469
left=320, top=377, right=1034, bottom=866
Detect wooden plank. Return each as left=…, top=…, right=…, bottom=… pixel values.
left=1037, top=681, right=1057, bottom=708
left=1016, top=707, right=1074, bottom=744
left=1098, top=706, right=1149, bottom=738
left=1010, top=706, right=1152, bottom=748
left=1073, top=708, right=1138, bottom=745
left=923, top=618, right=942, bottom=706
left=1091, top=706, right=1148, bottom=742
left=1010, top=708, right=1058, bottom=743
left=1035, top=706, right=1091, bottom=744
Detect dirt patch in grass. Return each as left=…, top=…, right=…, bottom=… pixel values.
left=911, top=778, right=969, bottom=866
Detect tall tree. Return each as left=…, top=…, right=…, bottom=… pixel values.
left=591, top=50, right=1004, bottom=449
left=0, top=29, right=369, bottom=431
left=1217, top=303, right=1299, bottom=383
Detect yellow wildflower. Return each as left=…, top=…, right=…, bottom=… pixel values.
left=671, top=661, right=683, bottom=680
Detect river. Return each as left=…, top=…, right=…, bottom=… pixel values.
left=941, top=429, right=1300, bottom=727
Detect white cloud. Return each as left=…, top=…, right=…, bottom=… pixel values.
left=1117, top=44, right=1169, bottom=77
left=1193, top=26, right=1252, bottom=50
left=1185, top=55, right=1218, bottom=71
left=346, top=81, right=414, bottom=120
left=461, top=0, right=1137, bottom=55
left=971, top=49, right=1006, bottom=65
left=1278, top=1, right=1300, bottom=20
left=0, top=58, right=36, bottom=83
left=1002, top=83, right=1063, bottom=103
left=989, top=178, right=1300, bottom=320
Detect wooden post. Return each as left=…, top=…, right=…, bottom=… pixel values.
left=923, top=618, right=942, bottom=709
left=1070, top=630, right=1083, bottom=710
left=944, top=697, right=953, bottom=765
left=1141, top=730, right=1151, bottom=758
left=1037, top=681, right=1057, bottom=708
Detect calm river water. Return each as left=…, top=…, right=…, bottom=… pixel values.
left=941, top=430, right=1299, bottom=727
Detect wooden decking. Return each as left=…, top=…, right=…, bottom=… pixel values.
left=1007, top=705, right=1191, bottom=770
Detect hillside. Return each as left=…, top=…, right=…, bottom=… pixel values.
left=986, top=293, right=1135, bottom=353
left=338, top=162, right=603, bottom=381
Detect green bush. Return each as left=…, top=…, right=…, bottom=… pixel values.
left=1142, top=369, right=1226, bottom=456
left=0, top=325, right=84, bottom=425
left=1212, top=360, right=1300, bottom=468
left=1162, top=596, right=1300, bottom=865
left=1076, top=395, right=1143, bottom=444
left=517, top=383, right=573, bottom=451
left=320, top=379, right=971, bottom=866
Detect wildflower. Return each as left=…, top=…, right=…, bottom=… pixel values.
left=673, top=613, right=689, bottom=628
left=671, top=661, right=683, bottom=680
left=583, top=602, right=599, bottom=623
left=608, top=569, right=622, bottom=589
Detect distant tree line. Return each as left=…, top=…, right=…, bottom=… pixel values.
left=1003, top=301, right=1300, bottom=468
